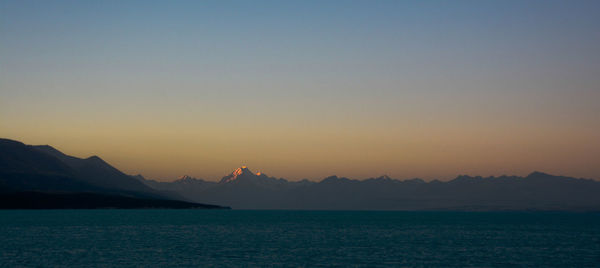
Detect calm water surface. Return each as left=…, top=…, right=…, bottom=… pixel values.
left=0, top=210, right=599, bottom=267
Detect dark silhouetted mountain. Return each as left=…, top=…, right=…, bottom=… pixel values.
left=139, top=166, right=600, bottom=211
left=33, top=144, right=154, bottom=193
left=0, top=138, right=228, bottom=209
left=0, top=139, right=98, bottom=193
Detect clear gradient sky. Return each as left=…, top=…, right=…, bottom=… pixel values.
left=1, top=0, right=599, bottom=181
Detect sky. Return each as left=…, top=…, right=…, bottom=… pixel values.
left=1, top=0, right=599, bottom=181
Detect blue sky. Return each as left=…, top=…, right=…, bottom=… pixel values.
left=1, top=0, right=599, bottom=180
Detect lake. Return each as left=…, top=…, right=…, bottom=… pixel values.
left=1, top=210, right=599, bottom=267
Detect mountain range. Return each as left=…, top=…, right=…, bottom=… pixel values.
left=2, top=137, right=599, bottom=210
left=138, top=166, right=600, bottom=211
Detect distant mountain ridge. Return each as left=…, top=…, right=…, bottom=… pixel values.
left=138, top=166, right=600, bottom=211
left=2, top=137, right=599, bottom=211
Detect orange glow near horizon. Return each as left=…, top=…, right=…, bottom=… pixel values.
left=2, top=117, right=598, bottom=182
left=2, top=1, right=599, bottom=182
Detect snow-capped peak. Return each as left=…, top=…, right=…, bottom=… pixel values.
left=178, top=175, right=194, bottom=180
left=220, top=166, right=255, bottom=183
